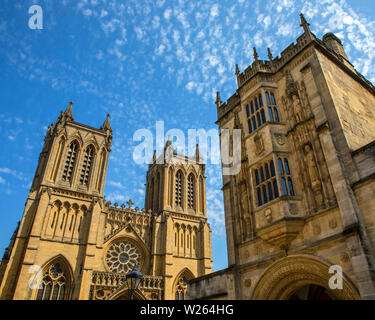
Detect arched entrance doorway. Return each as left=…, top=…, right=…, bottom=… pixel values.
left=105, top=286, right=147, bottom=300
left=289, top=284, right=335, bottom=300
left=251, top=255, right=360, bottom=300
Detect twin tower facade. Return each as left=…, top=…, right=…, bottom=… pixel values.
left=0, top=104, right=213, bottom=300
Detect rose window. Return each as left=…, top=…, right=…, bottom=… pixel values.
left=105, top=239, right=142, bottom=273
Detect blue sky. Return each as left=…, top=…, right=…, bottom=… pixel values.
left=0, top=0, right=374, bottom=272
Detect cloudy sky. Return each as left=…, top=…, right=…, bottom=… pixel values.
left=0, top=0, right=374, bottom=271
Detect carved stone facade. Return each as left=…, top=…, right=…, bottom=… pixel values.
left=188, top=14, right=375, bottom=300
left=0, top=105, right=213, bottom=300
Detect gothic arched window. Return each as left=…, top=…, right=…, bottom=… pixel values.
left=175, top=275, right=188, bottom=300
left=175, top=171, right=183, bottom=207
left=187, top=174, right=195, bottom=209
left=278, top=157, right=295, bottom=196
left=271, top=92, right=277, bottom=105
left=255, top=159, right=280, bottom=207
left=62, top=141, right=78, bottom=183
left=35, top=260, right=71, bottom=300
left=80, top=145, right=94, bottom=186
left=247, top=93, right=266, bottom=134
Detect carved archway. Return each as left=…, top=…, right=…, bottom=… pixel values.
left=251, top=255, right=360, bottom=300
left=33, top=254, right=74, bottom=300
left=173, top=268, right=195, bottom=300
left=105, top=286, right=147, bottom=300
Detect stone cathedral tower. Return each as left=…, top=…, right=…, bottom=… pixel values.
left=0, top=103, right=112, bottom=300
left=188, top=14, right=375, bottom=300
left=0, top=104, right=213, bottom=300
left=144, top=139, right=213, bottom=299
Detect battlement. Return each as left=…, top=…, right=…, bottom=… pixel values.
left=236, top=32, right=311, bottom=89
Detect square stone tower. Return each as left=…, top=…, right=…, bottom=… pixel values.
left=188, top=14, right=375, bottom=300
left=144, top=138, right=213, bottom=299
left=0, top=103, right=112, bottom=300
left=0, top=106, right=213, bottom=300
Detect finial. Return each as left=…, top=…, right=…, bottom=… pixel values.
left=195, top=143, right=201, bottom=163
left=100, top=113, right=112, bottom=131
left=253, top=47, right=259, bottom=61
left=300, top=13, right=312, bottom=39
left=267, top=48, right=273, bottom=61
left=63, top=101, right=74, bottom=122
left=235, top=64, right=240, bottom=75
left=127, top=199, right=134, bottom=209
left=152, top=149, right=157, bottom=163
left=165, top=135, right=172, bottom=147
left=215, top=91, right=222, bottom=108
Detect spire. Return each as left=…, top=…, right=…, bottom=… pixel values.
left=215, top=91, right=222, bottom=108
left=235, top=64, right=240, bottom=76
left=300, top=13, right=312, bottom=39
left=164, top=135, right=174, bottom=163
left=165, top=135, right=172, bottom=148
left=63, top=101, right=74, bottom=122
left=267, top=48, right=273, bottom=61
left=195, top=143, right=202, bottom=163
left=253, top=47, right=259, bottom=61
left=100, top=113, right=112, bottom=131
left=152, top=149, right=156, bottom=163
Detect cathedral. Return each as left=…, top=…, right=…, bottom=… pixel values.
left=187, top=14, right=375, bottom=300
left=2, top=13, right=375, bottom=301
left=0, top=104, right=213, bottom=300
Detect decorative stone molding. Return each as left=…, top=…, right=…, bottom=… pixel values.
left=313, top=225, right=321, bottom=236
left=329, top=219, right=338, bottom=229
left=252, top=255, right=360, bottom=300
left=340, top=252, right=350, bottom=263
left=244, top=278, right=252, bottom=288
left=257, top=218, right=304, bottom=250
left=265, top=209, right=273, bottom=223
left=254, top=133, right=265, bottom=156
left=274, top=133, right=286, bottom=145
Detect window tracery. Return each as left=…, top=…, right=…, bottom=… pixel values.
left=62, top=141, right=78, bottom=183
left=36, top=262, right=69, bottom=300
left=80, top=145, right=94, bottom=186
left=105, top=239, right=142, bottom=273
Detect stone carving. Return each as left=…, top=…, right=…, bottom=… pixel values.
left=350, top=246, right=360, bottom=257
left=313, top=225, right=321, bottom=236
left=329, top=219, right=338, bottom=229
left=292, top=94, right=304, bottom=123
left=244, top=278, right=252, bottom=288
left=274, top=133, right=286, bottom=145
left=255, top=246, right=262, bottom=255
left=265, top=209, right=273, bottom=223
left=254, top=133, right=264, bottom=156
left=239, top=183, right=252, bottom=237
left=304, top=144, right=323, bottom=207
left=340, top=252, right=350, bottom=263
left=289, top=203, right=298, bottom=216
left=251, top=255, right=361, bottom=300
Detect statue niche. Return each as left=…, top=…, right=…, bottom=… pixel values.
left=240, top=183, right=252, bottom=237
left=303, top=144, right=323, bottom=208
left=284, top=71, right=307, bottom=125
left=292, top=93, right=304, bottom=123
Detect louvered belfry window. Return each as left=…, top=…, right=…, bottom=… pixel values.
left=187, top=174, right=195, bottom=209
left=175, top=171, right=183, bottom=207
left=80, top=146, right=94, bottom=186
left=62, top=142, right=78, bottom=183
